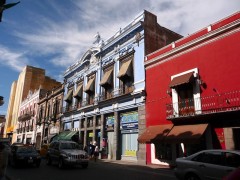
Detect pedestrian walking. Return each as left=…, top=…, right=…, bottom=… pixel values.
left=93, top=145, right=99, bottom=162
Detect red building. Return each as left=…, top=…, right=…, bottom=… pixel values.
left=140, top=12, right=240, bottom=166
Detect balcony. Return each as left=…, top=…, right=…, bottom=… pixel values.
left=99, top=85, right=134, bottom=102
left=166, top=90, right=240, bottom=119
left=115, top=85, right=134, bottom=97
left=62, top=105, right=77, bottom=113
left=18, top=113, right=32, bottom=122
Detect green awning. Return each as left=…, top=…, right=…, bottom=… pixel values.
left=63, top=131, right=78, bottom=140
left=52, top=131, right=79, bottom=141
left=52, top=131, right=71, bottom=141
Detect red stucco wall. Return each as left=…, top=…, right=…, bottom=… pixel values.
left=144, top=12, right=240, bottom=164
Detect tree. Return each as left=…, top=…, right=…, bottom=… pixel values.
left=0, top=0, right=20, bottom=22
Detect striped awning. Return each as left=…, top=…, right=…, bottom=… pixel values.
left=100, top=69, right=113, bottom=87
left=117, top=59, right=133, bottom=79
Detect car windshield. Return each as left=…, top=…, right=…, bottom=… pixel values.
left=17, top=146, right=36, bottom=153
left=60, top=143, right=80, bottom=150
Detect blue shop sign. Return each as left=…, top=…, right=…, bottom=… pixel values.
left=120, top=112, right=138, bottom=130
left=106, top=116, right=114, bottom=130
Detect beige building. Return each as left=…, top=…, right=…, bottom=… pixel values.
left=4, top=65, right=61, bottom=143
left=37, top=84, right=64, bottom=149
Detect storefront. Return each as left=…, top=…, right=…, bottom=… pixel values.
left=120, top=111, right=138, bottom=161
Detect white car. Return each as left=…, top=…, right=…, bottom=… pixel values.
left=174, top=149, right=240, bottom=180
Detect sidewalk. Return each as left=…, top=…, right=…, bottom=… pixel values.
left=95, top=158, right=171, bottom=170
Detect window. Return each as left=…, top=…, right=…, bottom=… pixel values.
left=117, top=54, right=134, bottom=95
left=225, top=152, right=240, bottom=168
left=64, top=122, right=71, bottom=130
left=73, top=121, right=79, bottom=128
left=100, top=67, right=113, bottom=100
left=73, top=81, right=83, bottom=108
left=84, top=75, right=95, bottom=105
left=170, top=68, right=201, bottom=117
left=192, top=151, right=224, bottom=166
left=176, top=84, right=195, bottom=115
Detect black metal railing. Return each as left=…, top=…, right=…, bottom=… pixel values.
left=166, top=90, right=240, bottom=119
left=18, top=113, right=32, bottom=122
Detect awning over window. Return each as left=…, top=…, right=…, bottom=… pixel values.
left=100, top=69, right=113, bottom=87
left=51, top=131, right=79, bottom=141
left=117, top=59, right=132, bottom=79
left=138, top=124, right=173, bottom=144
left=64, top=89, right=73, bottom=103
left=51, top=131, right=71, bottom=142
left=84, top=78, right=95, bottom=93
left=165, top=124, right=208, bottom=144
left=73, top=84, right=83, bottom=98
left=169, top=72, right=194, bottom=88
left=64, top=131, right=78, bottom=140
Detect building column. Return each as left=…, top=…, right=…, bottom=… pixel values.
left=93, top=115, right=96, bottom=142
left=113, top=111, right=120, bottom=160
left=83, top=117, right=87, bottom=147
left=100, top=114, right=105, bottom=149
left=137, top=105, right=146, bottom=165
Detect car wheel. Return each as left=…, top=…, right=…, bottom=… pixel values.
left=185, top=173, right=200, bottom=180
left=58, top=158, right=65, bottom=169
left=82, top=164, right=88, bottom=169
left=46, top=156, right=52, bottom=165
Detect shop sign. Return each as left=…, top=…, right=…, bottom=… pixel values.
left=125, top=150, right=137, bottom=156
left=121, top=122, right=138, bottom=130
left=89, top=132, right=93, bottom=137
left=120, top=111, right=138, bottom=130
left=106, top=116, right=114, bottom=131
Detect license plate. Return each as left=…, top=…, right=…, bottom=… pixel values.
left=28, top=159, right=33, bottom=163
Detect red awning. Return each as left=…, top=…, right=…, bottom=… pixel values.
left=169, top=72, right=194, bottom=88
left=165, top=124, right=208, bottom=144
left=138, top=124, right=173, bottom=144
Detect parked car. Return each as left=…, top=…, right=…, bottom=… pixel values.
left=8, top=144, right=41, bottom=168
left=46, top=140, right=89, bottom=169
left=174, top=149, right=240, bottom=180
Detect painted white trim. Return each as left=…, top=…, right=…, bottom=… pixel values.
left=171, top=68, right=202, bottom=117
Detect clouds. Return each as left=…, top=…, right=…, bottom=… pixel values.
left=0, top=45, right=29, bottom=72
left=1, top=0, right=240, bottom=73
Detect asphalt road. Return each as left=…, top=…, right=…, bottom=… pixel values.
left=6, top=159, right=177, bottom=180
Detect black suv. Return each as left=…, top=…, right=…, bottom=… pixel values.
left=8, top=144, right=41, bottom=167
left=46, top=141, right=89, bottom=169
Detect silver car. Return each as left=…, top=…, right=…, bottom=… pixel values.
left=46, top=141, right=89, bottom=169
left=174, top=149, right=240, bottom=180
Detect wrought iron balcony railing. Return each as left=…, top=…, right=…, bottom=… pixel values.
left=166, top=90, right=240, bottom=119
left=99, top=85, right=134, bottom=102
left=18, top=113, right=32, bottom=122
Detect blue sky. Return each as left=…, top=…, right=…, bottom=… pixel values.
left=0, top=0, right=239, bottom=115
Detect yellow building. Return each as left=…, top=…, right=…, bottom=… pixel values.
left=4, top=65, right=61, bottom=143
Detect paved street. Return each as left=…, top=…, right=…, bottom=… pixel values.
left=6, top=159, right=177, bottom=180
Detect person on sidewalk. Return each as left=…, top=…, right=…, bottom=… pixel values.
left=93, top=144, right=99, bottom=162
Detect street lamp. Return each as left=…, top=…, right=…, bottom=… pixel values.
left=0, top=96, right=4, bottom=106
